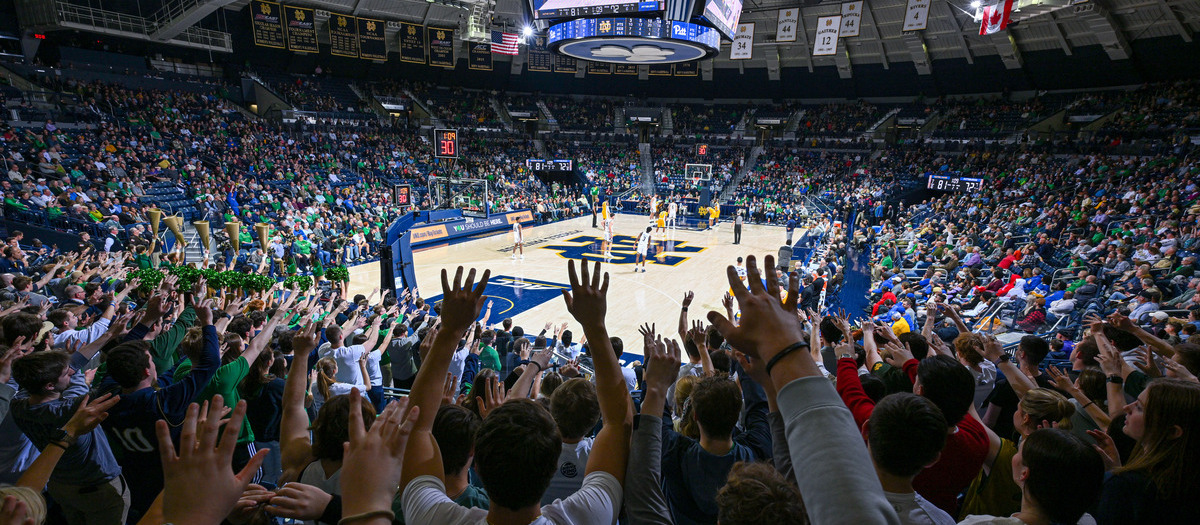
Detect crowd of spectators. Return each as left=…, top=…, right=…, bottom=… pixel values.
left=545, top=97, right=615, bottom=132
left=671, top=104, right=743, bottom=135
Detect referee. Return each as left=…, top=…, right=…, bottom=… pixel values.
left=733, top=209, right=744, bottom=244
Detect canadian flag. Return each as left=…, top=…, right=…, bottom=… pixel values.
left=980, top=0, right=1014, bottom=35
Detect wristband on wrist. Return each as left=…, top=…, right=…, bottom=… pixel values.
left=1107, top=374, right=1124, bottom=385
left=765, top=341, right=809, bottom=375
left=993, top=353, right=1011, bottom=365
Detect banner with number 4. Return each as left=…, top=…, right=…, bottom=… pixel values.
left=777, top=9, right=798, bottom=42
left=731, top=23, right=754, bottom=60
left=840, top=1, right=863, bottom=37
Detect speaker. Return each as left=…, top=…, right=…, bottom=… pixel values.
left=777, top=245, right=793, bottom=270
left=379, top=245, right=396, bottom=293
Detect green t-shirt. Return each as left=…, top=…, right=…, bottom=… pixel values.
left=179, top=356, right=254, bottom=443
left=480, top=346, right=501, bottom=372
left=295, top=239, right=313, bottom=255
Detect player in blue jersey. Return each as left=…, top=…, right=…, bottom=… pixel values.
left=98, top=298, right=220, bottom=523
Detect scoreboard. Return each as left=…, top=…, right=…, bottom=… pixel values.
left=433, top=129, right=458, bottom=159
left=526, top=159, right=575, bottom=172
left=928, top=174, right=983, bottom=192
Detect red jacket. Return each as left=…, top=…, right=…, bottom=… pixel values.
left=836, top=358, right=988, bottom=515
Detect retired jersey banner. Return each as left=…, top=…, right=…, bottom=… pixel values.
left=284, top=6, right=318, bottom=53
left=813, top=15, right=842, bottom=56
left=469, top=42, right=493, bottom=70
left=903, top=0, right=930, bottom=31
left=398, top=22, right=425, bottom=64
left=329, top=14, right=359, bottom=58
left=674, top=61, right=698, bottom=76
left=840, top=1, right=863, bottom=37
left=614, top=63, right=638, bottom=75
left=251, top=0, right=285, bottom=49
left=553, top=54, right=576, bottom=73
left=731, top=23, right=754, bottom=60
left=776, top=9, right=799, bottom=42
left=428, top=27, right=455, bottom=68
left=527, top=36, right=552, bottom=72
left=586, top=61, right=611, bottom=75
left=357, top=17, right=387, bottom=60
left=648, top=64, right=672, bottom=76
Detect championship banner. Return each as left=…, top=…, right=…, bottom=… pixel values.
left=428, top=27, right=455, bottom=68
left=329, top=14, right=359, bottom=58
left=776, top=9, right=798, bottom=43
left=586, top=61, right=611, bottom=75
left=903, top=0, right=930, bottom=31
left=648, top=64, right=672, bottom=76
left=614, top=63, right=638, bottom=75
left=674, top=61, right=698, bottom=76
left=284, top=6, right=318, bottom=53
left=527, top=36, right=552, bottom=72
left=357, top=17, right=387, bottom=60
left=250, top=0, right=284, bottom=49
left=840, top=1, right=863, bottom=37
left=553, top=54, right=576, bottom=73
left=398, top=22, right=426, bottom=64
left=813, top=15, right=842, bottom=56
left=469, top=42, right=493, bottom=70
left=730, top=22, right=754, bottom=60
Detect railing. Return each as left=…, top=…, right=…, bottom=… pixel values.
left=53, top=1, right=231, bottom=51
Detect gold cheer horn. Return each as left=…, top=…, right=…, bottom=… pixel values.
left=193, top=220, right=210, bottom=251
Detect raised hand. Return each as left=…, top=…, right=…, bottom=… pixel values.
left=291, top=322, right=320, bottom=357
left=562, top=260, right=608, bottom=327
left=1047, top=366, right=1075, bottom=393
left=475, top=376, right=506, bottom=419
left=643, top=334, right=681, bottom=392
left=62, top=393, right=121, bottom=439
left=681, top=291, right=694, bottom=309
left=438, top=266, right=490, bottom=336
left=157, top=397, right=267, bottom=525
left=339, top=389, right=419, bottom=521
left=707, top=254, right=803, bottom=364
left=1087, top=429, right=1122, bottom=471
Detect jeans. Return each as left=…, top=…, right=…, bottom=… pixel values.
left=317, top=249, right=331, bottom=266
left=345, top=244, right=360, bottom=261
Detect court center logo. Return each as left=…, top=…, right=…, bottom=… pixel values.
left=541, top=234, right=704, bottom=266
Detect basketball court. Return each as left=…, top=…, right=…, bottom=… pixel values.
left=348, top=213, right=799, bottom=358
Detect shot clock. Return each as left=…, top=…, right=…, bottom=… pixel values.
left=433, top=129, right=458, bottom=159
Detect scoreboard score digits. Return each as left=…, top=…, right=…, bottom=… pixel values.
left=927, top=174, right=983, bottom=192
left=434, top=129, right=458, bottom=159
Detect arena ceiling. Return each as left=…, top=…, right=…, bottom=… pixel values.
left=217, top=0, right=1197, bottom=71
left=28, top=0, right=1200, bottom=71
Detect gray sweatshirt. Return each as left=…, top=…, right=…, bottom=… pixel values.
left=777, top=376, right=900, bottom=524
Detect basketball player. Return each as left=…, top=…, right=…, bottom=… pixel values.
left=708, top=205, right=720, bottom=230
left=667, top=199, right=678, bottom=229
left=511, top=222, right=524, bottom=260
left=635, top=226, right=651, bottom=272
left=655, top=208, right=667, bottom=236
left=602, top=215, right=614, bottom=258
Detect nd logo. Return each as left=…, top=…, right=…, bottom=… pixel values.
left=541, top=235, right=704, bottom=266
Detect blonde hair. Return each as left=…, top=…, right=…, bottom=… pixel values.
left=0, top=486, right=47, bottom=524
left=315, top=357, right=338, bottom=401
left=673, top=375, right=702, bottom=439
left=1020, top=388, right=1075, bottom=431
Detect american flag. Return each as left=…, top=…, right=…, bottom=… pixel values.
left=491, top=30, right=519, bottom=55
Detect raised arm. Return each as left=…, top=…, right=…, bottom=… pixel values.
left=707, top=254, right=898, bottom=524
left=677, top=291, right=694, bottom=341
left=279, top=314, right=320, bottom=482
left=564, top=260, right=633, bottom=482
left=1109, top=313, right=1176, bottom=358
left=981, top=335, right=1037, bottom=399
left=400, top=267, right=489, bottom=488
left=625, top=329, right=678, bottom=525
